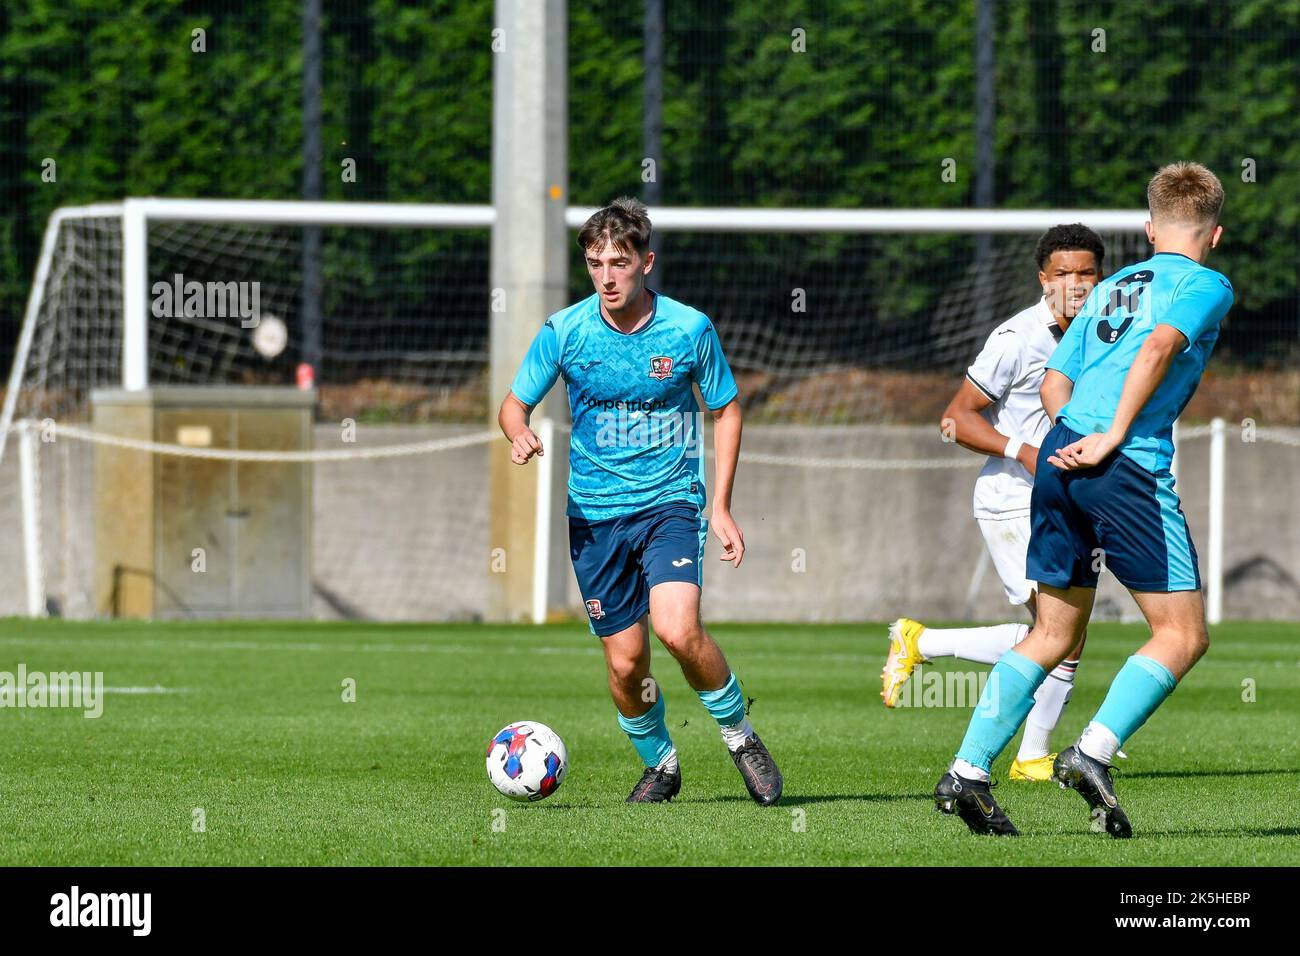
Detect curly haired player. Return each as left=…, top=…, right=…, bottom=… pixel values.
left=882, top=224, right=1104, bottom=782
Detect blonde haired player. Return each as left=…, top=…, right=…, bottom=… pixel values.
left=881, top=224, right=1104, bottom=782
left=933, top=163, right=1233, bottom=836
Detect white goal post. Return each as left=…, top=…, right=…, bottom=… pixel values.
left=2, top=199, right=1254, bottom=624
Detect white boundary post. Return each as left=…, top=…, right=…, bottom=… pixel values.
left=532, top=417, right=555, bottom=625
left=17, top=421, right=46, bottom=617
left=121, top=199, right=149, bottom=391
left=1207, top=417, right=1226, bottom=624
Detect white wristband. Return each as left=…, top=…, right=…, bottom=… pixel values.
left=1003, top=437, right=1024, bottom=462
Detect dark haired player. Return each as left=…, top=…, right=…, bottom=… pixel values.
left=882, top=224, right=1104, bottom=781
left=497, top=197, right=782, bottom=805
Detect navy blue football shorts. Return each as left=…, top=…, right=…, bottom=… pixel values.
left=568, top=501, right=708, bottom=637
left=1027, top=422, right=1201, bottom=593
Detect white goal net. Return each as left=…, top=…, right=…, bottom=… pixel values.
left=0, top=200, right=497, bottom=621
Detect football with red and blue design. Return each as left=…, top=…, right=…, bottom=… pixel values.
left=484, top=721, right=568, bottom=802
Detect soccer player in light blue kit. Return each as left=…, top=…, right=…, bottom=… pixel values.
left=497, top=197, right=782, bottom=805
left=933, top=162, right=1234, bottom=837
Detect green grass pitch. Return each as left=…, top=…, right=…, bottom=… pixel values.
left=0, top=617, right=1295, bottom=865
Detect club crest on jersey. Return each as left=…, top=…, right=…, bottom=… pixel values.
left=648, top=356, right=673, bottom=380
left=585, top=599, right=605, bottom=620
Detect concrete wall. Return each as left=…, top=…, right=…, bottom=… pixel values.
left=2, top=422, right=1297, bottom=622
left=309, top=423, right=491, bottom=622
left=684, top=424, right=1300, bottom=625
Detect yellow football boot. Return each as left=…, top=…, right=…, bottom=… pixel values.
left=881, top=617, right=927, bottom=708
left=1009, top=753, right=1058, bottom=782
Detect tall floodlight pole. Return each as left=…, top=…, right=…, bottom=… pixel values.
left=302, top=0, right=324, bottom=388
left=643, top=0, right=664, bottom=279
left=974, top=0, right=996, bottom=333
left=488, top=0, right=569, bottom=622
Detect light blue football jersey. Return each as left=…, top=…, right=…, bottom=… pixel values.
left=1047, top=252, right=1233, bottom=474
left=509, top=291, right=738, bottom=520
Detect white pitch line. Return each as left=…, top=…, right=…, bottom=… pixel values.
left=102, top=686, right=191, bottom=694
left=0, top=635, right=870, bottom=664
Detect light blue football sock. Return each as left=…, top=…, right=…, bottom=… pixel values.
left=617, top=694, right=674, bottom=768
left=1092, top=654, right=1178, bottom=744
left=697, top=672, right=746, bottom=726
left=954, top=649, right=1047, bottom=773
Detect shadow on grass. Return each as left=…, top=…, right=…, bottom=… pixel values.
left=533, top=792, right=917, bottom=810
left=1017, top=823, right=1300, bottom=839
left=678, top=792, right=920, bottom=806
left=1119, top=768, right=1299, bottom=781
left=1135, top=825, right=1300, bottom=839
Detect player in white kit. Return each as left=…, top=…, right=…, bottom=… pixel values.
left=880, top=224, right=1105, bottom=781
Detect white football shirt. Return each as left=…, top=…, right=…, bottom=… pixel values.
left=965, top=297, right=1065, bottom=519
